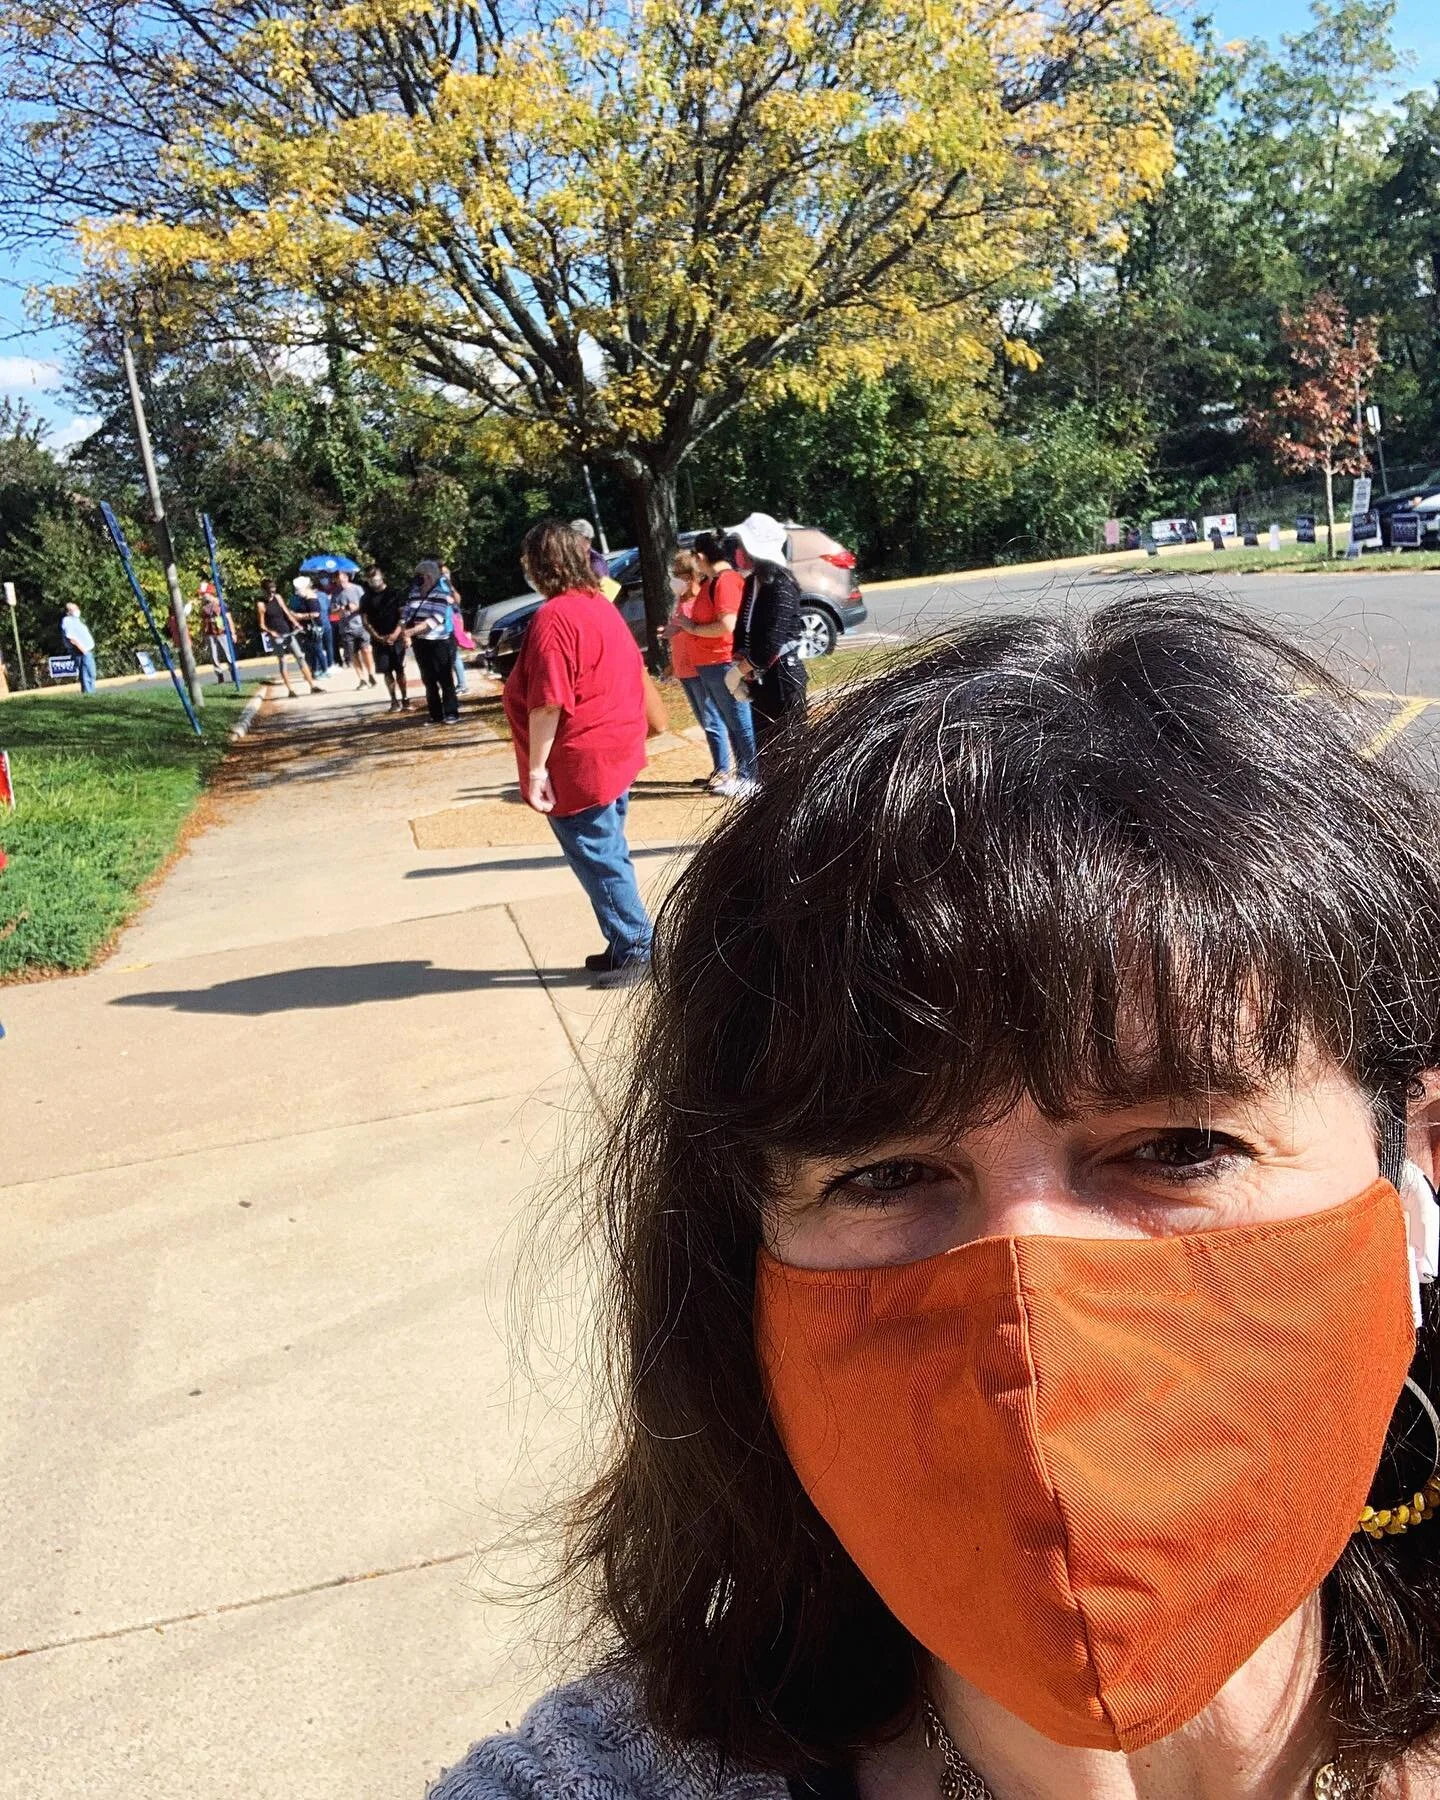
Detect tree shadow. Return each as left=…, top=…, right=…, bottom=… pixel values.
left=109, top=958, right=591, bottom=1014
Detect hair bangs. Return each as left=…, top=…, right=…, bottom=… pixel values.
left=657, top=600, right=1440, bottom=1168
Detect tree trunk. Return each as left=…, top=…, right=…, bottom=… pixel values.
left=1324, top=461, right=1336, bottom=559
left=622, top=464, right=680, bottom=673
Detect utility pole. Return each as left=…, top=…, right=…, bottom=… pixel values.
left=120, top=333, right=203, bottom=710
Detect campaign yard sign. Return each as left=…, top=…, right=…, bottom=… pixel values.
left=1104, top=518, right=1121, bottom=548
left=1350, top=477, right=1373, bottom=521
left=1149, top=518, right=1191, bottom=546
left=1391, top=512, right=1422, bottom=548
left=47, top=654, right=78, bottom=681
left=1202, top=513, right=1238, bottom=540
left=1296, top=515, right=1317, bottom=543
left=1351, top=510, right=1380, bottom=543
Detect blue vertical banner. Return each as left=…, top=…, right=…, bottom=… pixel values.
left=198, top=512, right=242, bottom=690
left=98, top=503, right=202, bottom=736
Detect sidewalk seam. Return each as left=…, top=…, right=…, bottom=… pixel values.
left=503, top=903, right=599, bottom=1107
left=0, top=1549, right=474, bottom=1664
left=0, top=1088, right=552, bottom=1193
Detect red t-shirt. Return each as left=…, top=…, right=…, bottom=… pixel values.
left=688, top=570, right=742, bottom=667
left=504, top=587, right=647, bottom=816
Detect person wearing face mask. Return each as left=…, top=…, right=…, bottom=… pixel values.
left=433, top=597, right=1440, bottom=1800
left=665, top=548, right=746, bottom=796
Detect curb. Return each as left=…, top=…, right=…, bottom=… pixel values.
left=230, top=691, right=266, bottom=741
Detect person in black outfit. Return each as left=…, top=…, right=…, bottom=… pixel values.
left=728, top=512, right=807, bottom=752
left=361, top=566, right=410, bottom=712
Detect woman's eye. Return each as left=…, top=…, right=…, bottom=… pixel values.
left=825, top=1159, right=953, bottom=1204
left=1127, top=1130, right=1248, bottom=1176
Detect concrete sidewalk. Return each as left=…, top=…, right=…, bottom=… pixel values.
left=0, top=672, right=689, bottom=1799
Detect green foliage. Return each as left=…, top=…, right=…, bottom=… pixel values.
left=0, top=684, right=250, bottom=974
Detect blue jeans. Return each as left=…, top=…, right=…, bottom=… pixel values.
left=547, top=791, right=653, bottom=964
left=681, top=675, right=731, bottom=774
left=77, top=650, right=97, bottom=694
left=695, top=661, right=757, bottom=781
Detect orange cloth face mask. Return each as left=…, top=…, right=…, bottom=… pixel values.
left=756, top=1179, right=1416, bottom=1752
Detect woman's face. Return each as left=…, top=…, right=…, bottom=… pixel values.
left=766, top=1054, right=1398, bottom=1270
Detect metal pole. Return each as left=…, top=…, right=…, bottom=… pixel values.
left=4, top=583, right=25, bottom=689
left=120, top=334, right=203, bottom=711
left=581, top=463, right=610, bottom=556
left=1375, top=426, right=1390, bottom=497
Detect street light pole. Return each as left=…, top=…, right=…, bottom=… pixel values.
left=120, top=333, right=204, bottom=710
left=1367, top=403, right=1390, bottom=496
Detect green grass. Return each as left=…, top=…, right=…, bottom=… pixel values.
left=1120, top=542, right=1440, bottom=576
left=0, top=682, right=253, bottom=977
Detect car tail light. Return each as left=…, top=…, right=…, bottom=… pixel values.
left=822, top=550, right=857, bottom=569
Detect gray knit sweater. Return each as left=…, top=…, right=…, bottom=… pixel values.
left=427, top=1676, right=791, bottom=1800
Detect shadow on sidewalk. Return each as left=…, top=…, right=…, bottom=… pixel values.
left=109, top=958, right=591, bottom=1014
left=405, top=845, right=681, bottom=878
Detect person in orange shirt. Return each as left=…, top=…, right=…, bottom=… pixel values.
left=667, top=537, right=758, bottom=792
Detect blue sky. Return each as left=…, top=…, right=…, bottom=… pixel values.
left=2, top=0, right=1437, bottom=448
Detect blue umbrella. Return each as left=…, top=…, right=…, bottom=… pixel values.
left=299, top=553, right=360, bottom=574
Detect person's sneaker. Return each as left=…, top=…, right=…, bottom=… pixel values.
left=388, top=698, right=401, bottom=713
left=726, top=777, right=760, bottom=798
left=442, top=713, right=461, bottom=725
left=585, top=948, right=619, bottom=973
left=591, top=957, right=651, bottom=990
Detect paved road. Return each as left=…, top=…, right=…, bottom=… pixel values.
left=860, top=564, right=1440, bottom=697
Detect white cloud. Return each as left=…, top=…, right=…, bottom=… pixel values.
left=51, top=413, right=101, bottom=450
left=0, top=354, right=61, bottom=392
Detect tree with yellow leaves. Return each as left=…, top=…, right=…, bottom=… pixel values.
left=0, top=0, right=1193, bottom=651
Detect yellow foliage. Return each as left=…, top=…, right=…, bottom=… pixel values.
left=23, top=0, right=1196, bottom=470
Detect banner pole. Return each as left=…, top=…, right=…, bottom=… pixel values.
left=199, top=513, right=242, bottom=690
left=99, top=503, right=202, bottom=736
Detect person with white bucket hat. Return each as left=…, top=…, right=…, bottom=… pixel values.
left=727, top=512, right=806, bottom=752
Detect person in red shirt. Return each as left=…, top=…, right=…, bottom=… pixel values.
left=504, top=520, right=653, bottom=986
left=681, top=532, right=758, bottom=788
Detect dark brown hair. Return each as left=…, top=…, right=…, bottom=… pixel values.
left=560, top=596, right=1440, bottom=1781
left=521, top=519, right=603, bottom=598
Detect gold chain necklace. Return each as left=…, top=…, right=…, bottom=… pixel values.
left=920, top=1696, right=1356, bottom=1800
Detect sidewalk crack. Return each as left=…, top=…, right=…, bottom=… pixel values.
left=0, top=1549, right=475, bottom=1664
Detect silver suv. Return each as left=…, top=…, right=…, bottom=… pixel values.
left=478, top=522, right=868, bottom=676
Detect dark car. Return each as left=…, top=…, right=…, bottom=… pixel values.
left=1375, top=470, right=1440, bottom=547
left=482, top=523, right=868, bottom=679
